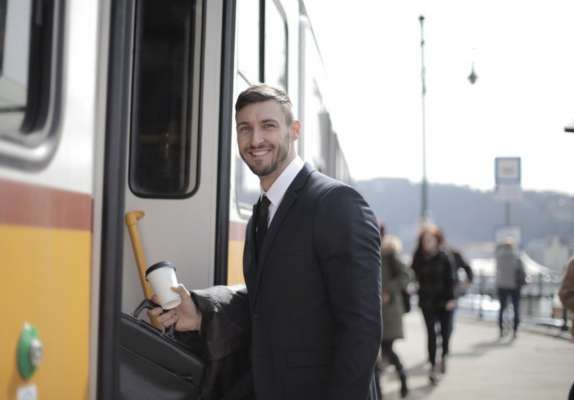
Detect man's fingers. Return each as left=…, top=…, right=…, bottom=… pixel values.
left=161, top=313, right=178, bottom=328
left=156, top=310, right=177, bottom=325
left=148, top=307, right=163, bottom=318
left=157, top=309, right=174, bottom=321
left=171, top=284, right=190, bottom=297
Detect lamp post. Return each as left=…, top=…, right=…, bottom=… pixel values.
left=419, top=15, right=429, bottom=223
left=563, top=122, right=573, bottom=330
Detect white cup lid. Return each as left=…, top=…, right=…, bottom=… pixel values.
left=145, top=260, right=176, bottom=279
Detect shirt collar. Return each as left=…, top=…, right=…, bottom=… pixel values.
left=262, top=156, right=304, bottom=207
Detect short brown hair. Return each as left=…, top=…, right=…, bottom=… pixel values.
left=235, top=84, right=294, bottom=125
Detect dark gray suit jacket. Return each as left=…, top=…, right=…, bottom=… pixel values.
left=192, top=163, right=382, bottom=400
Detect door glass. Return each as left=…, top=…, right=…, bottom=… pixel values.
left=264, top=0, right=287, bottom=90
left=130, top=0, right=202, bottom=198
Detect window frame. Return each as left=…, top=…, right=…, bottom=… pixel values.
left=262, top=0, right=288, bottom=90
left=0, top=0, right=66, bottom=171
left=127, top=0, right=205, bottom=199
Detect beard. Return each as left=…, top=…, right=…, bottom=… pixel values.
left=241, top=132, right=291, bottom=177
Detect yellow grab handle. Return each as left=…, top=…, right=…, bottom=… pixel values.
left=125, top=211, right=153, bottom=299
left=125, top=210, right=161, bottom=328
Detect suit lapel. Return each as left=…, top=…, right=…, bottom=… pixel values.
left=251, top=163, right=315, bottom=307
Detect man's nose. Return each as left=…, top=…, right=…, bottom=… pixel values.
left=250, top=127, right=264, bottom=146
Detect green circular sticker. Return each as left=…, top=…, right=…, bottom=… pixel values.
left=17, top=323, right=42, bottom=380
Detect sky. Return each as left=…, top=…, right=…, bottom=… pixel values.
left=306, top=1, right=574, bottom=194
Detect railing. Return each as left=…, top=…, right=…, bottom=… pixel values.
left=457, top=273, right=570, bottom=334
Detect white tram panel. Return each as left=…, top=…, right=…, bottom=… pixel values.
left=0, top=1, right=99, bottom=195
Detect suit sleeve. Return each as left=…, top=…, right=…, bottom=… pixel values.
left=313, top=185, right=382, bottom=400
left=188, top=285, right=251, bottom=360
left=180, top=285, right=253, bottom=400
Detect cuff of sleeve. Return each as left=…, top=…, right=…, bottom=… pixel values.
left=190, top=292, right=212, bottom=337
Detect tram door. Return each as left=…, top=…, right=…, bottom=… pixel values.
left=120, top=0, right=228, bottom=313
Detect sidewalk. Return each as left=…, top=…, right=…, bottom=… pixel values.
left=380, top=311, right=574, bottom=399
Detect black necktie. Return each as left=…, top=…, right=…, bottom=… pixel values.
left=255, top=195, right=270, bottom=262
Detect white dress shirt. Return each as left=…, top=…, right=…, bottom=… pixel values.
left=261, top=156, right=305, bottom=226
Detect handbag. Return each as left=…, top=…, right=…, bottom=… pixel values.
left=401, top=289, right=411, bottom=313
left=119, top=299, right=205, bottom=400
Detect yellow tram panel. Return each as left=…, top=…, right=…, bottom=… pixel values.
left=0, top=225, right=91, bottom=399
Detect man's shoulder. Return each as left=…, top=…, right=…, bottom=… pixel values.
left=305, top=169, right=357, bottom=199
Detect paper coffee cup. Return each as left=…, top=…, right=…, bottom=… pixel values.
left=145, top=261, right=181, bottom=310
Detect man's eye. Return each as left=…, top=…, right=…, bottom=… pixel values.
left=238, top=127, right=251, bottom=134
left=263, top=123, right=276, bottom=129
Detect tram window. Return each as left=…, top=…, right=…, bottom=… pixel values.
left=236, top=0, right=259, bottom=84
left=129, top=0, right=203, bottom=198
left=0, top=0, right=63, bottom=166
left=301, top=22, right=326, bottom=170
left=264, top=0, right=288, bottom=90
left=0, top=0, right=31, bottom=133
left=304, top=79, right=325, bottom=170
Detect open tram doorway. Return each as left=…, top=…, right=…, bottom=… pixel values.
left=98, top=0, right=235, bottom=398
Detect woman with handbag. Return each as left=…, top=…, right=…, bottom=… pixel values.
left=379, top=234, right=411, bottom=398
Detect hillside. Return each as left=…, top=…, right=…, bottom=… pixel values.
left=354, top=178, right=574, bottom=260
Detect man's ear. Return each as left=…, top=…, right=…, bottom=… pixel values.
left=290, top=120, right=301, bottom=140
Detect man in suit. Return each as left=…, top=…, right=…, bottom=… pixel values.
left=151, top=84, right=382, bottom=399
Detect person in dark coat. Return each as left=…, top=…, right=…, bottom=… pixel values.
left=411, top=224, right=455, bottom=385
left=559, top=257, right=574, bottom=399
left=495, top=238, right=526, bottom=339
left=379, top=235, right=411, bottom=398
left=559, top=256, right=574, bottom=338
left=151, top=84, right=382, bottom=400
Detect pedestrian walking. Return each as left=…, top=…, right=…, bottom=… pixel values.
left=558, top=257, right=574, bottom=399
left=495, top=237, right=526, bottom=339
left=379, top=234, right=411, bottom=398
left=411, top=224, right=456, bottom=385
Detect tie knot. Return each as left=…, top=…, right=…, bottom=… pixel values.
left=259, top=195, right=270, bottom=209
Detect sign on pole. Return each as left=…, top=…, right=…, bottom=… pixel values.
left=495, top=157, right=521, bottom=201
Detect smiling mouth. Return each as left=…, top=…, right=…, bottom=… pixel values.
left=249, top=148, right=272, bottom=158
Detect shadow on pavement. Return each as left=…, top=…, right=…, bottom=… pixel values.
left=447, top=335, right=515, bottom=360
left=404, top=360, right=431, bottom=378
left=405, top=383, right=437, bottom=399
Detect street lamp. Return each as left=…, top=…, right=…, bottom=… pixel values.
left=468, top=62, right=478, bottom=85
left=419, top=15, right=429, bottom=223
left=563, top=118, right=573, bottom=329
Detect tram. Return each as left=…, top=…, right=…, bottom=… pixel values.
left=0, top=0, right=351, bottom=398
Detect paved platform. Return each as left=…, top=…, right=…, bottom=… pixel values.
left=379, top=311, right=574, bottom=399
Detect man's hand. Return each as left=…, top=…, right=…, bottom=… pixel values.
left=148, top=284, right=202, bottom=332
left=445, top=300, right=456, bottom=311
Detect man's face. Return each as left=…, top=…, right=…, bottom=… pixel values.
left=236, top=100, right=299, bottom=178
